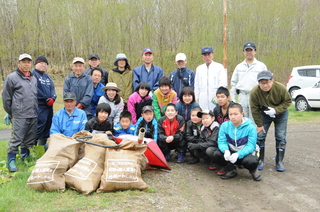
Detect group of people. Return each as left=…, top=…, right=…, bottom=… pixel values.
left=2, top=42, right=291, bottom=182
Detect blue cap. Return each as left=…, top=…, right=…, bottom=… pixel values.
left=142, top=48, right=153, bottom=54
left=243, top=42, right=256, bottom=50
left=201, top=46, right=213, bottom=54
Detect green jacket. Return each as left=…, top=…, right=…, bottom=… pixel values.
left=108, top=68, right=133, bottom=103
left=250, top=81, right=291, bottom=127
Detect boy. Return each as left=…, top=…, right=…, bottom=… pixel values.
left=135, top=105, right=158, bottom=142
left=113, top=111, right=135, bottom=136
left=212, top=103, right=262, bottom=181
left=214, top=86, right=235, bottom=125
left=158, top=103, right=186, bottom=163
left=85, top=103, right=113, bottom=135
left=185, top=107, right=202, bottom=164
left=152, top=76, right=178, bottom=120
left=188, top=110, right=219, bottom=169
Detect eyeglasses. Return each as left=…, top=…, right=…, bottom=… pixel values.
left=259, top=80, right=272, bottom=85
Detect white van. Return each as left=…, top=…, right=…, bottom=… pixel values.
left=286, top=65, right=320, bottom=96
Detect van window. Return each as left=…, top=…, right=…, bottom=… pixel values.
left=298, top=69, right=317, bottom=77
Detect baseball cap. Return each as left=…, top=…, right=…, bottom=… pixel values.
left=197, top=109, right=214, bottom=118
left=63, top=92, right=76, bottom=101
left=243, top=42, right=256, bottom=50
left=142, top=105, right=154, bottom=113
left=114, top=53, right=129, bottom=66
left=88, top=53, right=100, bottom=60
left=18, top=53, right=32, bottom=61
left=72, top=57, right=85, bottom=64
left=142, top=48, right=153, bottom=54
left=175, top=53, right=187, bottom=62
left=201, top=46, right=214, bottom=54
left=257, top=70, right=273, bottom=81
left=35, top=56, right=48, bottom=65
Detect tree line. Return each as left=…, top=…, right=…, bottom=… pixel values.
left=0, top=0, right=319, bottom=85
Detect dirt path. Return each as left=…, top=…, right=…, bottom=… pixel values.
left=125, top=123, right=320, bottom=212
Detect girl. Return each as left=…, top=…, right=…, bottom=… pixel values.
left=176, top=86, right=200, bottom=122
left=85, top=103, right=113, bottom=135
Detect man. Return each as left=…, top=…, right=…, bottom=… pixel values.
left=194, top=46, right=227, bottom=111
left=64, top=57, right=93, bottom=120
left=133, top=48, right=164, bottom=93
left=50, top=92, right=87, bottom=137
left=250, top=70, right=291, bottom=172
left=2, top=53, right=38, bottom=172
left=84, top=53, right=108, bottom=85
left=90, top=67, right=105, bottom=116
left=230, top=42, right=267, bottom=119
left=31, top=56, right=56, bottom=147
left=169, top=53, right=195, bottom=98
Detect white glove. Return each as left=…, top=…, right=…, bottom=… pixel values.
left=264, top=107, right=276, bottom=118
left=224, top=150, right=231, bottom=161
left=229, top=153, right=239, bottom=164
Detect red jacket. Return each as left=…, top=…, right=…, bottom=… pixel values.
left=158, top=115, right=185, bottom=142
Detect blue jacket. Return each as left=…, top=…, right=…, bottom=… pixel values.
left=176, top=101, right=200, bottom=122
left=113, top=123, right=135, bottom=137
left=31, top=69, right=56, bottom=106
left=133, top=64, right=164, bottom=92
left=134, top=117, right=158, bottom=142
left=169, top=67, right=195, bottom=97
left=91, top=82, right=105, bottom=116
left=218, top=117, right=257, bottom=159
left=63, top=73, right=93, bottom=116
left=50, top=107, right=87, bottom=137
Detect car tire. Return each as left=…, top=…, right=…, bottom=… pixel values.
left=295, top=96, right=310, bottom=111
left=289, top=87, right=300, bottom=97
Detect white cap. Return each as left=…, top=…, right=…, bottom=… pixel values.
left=72, top=57, right=85, bottom=64
left=18, top=53, right=32, bottom=61
left=175, top=53, right=186, bottom=62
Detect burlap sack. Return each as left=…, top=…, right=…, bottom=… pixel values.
left=97, top=139, right=148, bottom=192
left=27, top=133, right=83, bottom=192
left=65, top=134, right=117, bottom=194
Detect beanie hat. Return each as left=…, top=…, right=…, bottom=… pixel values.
left=35, top=56, right=48, bottom=65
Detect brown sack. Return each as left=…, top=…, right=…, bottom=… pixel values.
left=65, top=134, right=117, bottom=194
left=27, top=133, right=83, bottom=192
left=97, top=139, right=148, bottom=193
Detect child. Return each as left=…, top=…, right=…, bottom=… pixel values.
left=176, top=86, right=200, bottom=122
left=158, top=103, right=186, bottom=163
left=85, top=103, right=113, bottom=135
left=185, top=107, right=202, bottom=164
left=113, top=111, right=135, bottom=137
left=127, top=82, right=152, bottom=125
left=188, top=110, right=219, bottom=169
left=212, top=103, right=262, bottom=181
left=213, top=86, right=235, bottom=124
left=135, top=105, right=158, bottom=142
left=152, top=76, right=178, bottom=120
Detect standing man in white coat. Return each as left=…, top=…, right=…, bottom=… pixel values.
left=194, top=46, right=227, bottom=111
left=230, top=42, right=267, bottom=119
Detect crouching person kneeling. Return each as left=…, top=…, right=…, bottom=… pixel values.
left=213, top=103, right=262, bottom=181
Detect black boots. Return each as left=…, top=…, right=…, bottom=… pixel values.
left=249, top=168, right=262, bottom=181
left=276, top=144, right=286, bottom=172
left=258, top=146, right=265, bottom=170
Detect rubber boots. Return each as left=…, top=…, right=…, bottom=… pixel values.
left=275, top=144, right=286, bottom=172
left=176, top=152, right=186, bottom=163
left=20, top=148, right=30, bottom=161
left=7, top=153, right=18, bottom=172
left=258, top=146, right=265, bottom=170
left=249, top=168, right=262, bottom=181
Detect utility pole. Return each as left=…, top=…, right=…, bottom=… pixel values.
left=223, top=0, right=227, bottom=70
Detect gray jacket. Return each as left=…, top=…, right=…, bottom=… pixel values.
left=63, top=73, right=94, bottom=116
left=2, top=69, right=38, bottom=118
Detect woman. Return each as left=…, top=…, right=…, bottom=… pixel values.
left=176, top=86, right=200, bottom=122
left=108, top=53, right=132, bottom=106
left=127, top=82, right=152, bottom=125
left=98, top=82, right=124, bottom=125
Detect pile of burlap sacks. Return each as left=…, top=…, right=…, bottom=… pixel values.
left=27, top=131, right=148, bottom=194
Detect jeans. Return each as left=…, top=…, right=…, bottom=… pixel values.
left=257, top=109, right=288, bottom=146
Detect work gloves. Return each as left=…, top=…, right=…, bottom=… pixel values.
left=264, top=107, right=276, bottom=118
left=224, top=150, right=238, bottom=164
left=4, top=114, right=11, bottom=125
left=76, top=103, right=83, bottom=109
left=46, top=98, right=55, bottom=107
left=224, top=150, right=231, bottom=161
left=188, top=143, right=201, bottom=151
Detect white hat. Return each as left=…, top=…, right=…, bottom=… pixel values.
left=175, top=53, right=187, bottom=62
left=114, top=53, right=129, bottom=66
left=72, top=57, right=85, bottom=64
left=18, top=53, right=32, bottom=61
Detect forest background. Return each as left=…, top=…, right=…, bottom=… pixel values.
left=0, top=0, right=319, bottom=85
